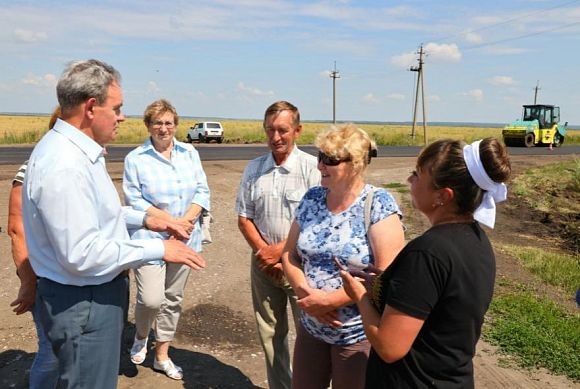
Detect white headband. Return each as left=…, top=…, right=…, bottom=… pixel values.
left=463, top=140, right=507, bottom=229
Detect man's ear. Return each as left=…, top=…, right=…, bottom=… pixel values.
left=294, top=124, right=303, bottom=137
left=85, top=97, right=97, bottom=119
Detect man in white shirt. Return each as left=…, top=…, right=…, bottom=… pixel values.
left=22, top=59, right=205, bottom=389
left=236, top=101, right=321, bottom=389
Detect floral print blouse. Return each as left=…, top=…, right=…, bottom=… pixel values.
left=295, top=184, right=402, bottom=345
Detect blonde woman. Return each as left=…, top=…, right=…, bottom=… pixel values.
left=281, top=124, right=405, bottom=389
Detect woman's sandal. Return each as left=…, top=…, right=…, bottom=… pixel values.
left=153, top=359, right=183, bottom=380
left=153, top=358, right=183, bottom=380
left=129, top=336, right=148, bottom=365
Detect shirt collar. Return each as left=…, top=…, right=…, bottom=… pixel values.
left=265, top=144, right=300, bottom=173
left=139, top=137, right=186, bottom=153
left=52, top=119, right=105, bottom=163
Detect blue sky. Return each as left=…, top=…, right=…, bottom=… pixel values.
left=1, top=0, right=579, bottom=124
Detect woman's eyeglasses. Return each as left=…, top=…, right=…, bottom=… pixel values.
left=318, top=151, right=350, bottom=166
left=152, top=121, right=175, bottom=130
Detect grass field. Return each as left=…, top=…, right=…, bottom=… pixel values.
left=483, top=159, right=580, bottom=382
left=2, top=114, right=579, bottom=145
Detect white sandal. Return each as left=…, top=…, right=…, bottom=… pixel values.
left=153, top=358, right=183, bottom=380
left=130, top=336, right=148, bottom=365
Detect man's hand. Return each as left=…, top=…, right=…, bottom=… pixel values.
left=145, top=216, right=191, bottom=240
left=255, top=242, right=284, bottom=271
left=264, top=262, right=284, bottom=282
left=163, top=240, right=206, bottom=270
left=10, top=280, right=36, bottom=315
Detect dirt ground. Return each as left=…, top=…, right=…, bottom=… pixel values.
left=0, top=154, right=578, bottom=388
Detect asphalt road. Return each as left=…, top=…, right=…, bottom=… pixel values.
left=0, top=144, right=578, bottom=165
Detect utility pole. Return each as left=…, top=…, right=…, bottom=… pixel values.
left=330, top=61, right=340, bottom=124
left=533, top=80, right=541, bottom=104
left=409, top=44, right=428, bottom=144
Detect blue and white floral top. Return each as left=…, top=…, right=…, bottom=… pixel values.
left=295, top=184, right=402, bottom=345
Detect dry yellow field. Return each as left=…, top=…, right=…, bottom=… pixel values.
left=0, top=114, right=513, bottom=145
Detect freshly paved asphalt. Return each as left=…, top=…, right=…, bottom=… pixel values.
left=0, top=144, right=578, bottom=165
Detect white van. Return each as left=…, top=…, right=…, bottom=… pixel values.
left=187, top=122, right=224, bottom=143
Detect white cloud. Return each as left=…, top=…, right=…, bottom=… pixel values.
left=391, top=52, right=417, bottom=68
left=320, top=70, right=332, bottom=78
left=14, top=28, right=47, bottom=43
left=237, top=82, right=274, bottom=96
left=363, top=93, right=379, bottom=104
left=460, top=89, right=483, bottom=101
left=147, top=81, right=160, bottom=93
left=21, top=73, right=57, bottom=87
left=424, top=42, right=462, bottom=62
left=427, top=95, right=441, bottom=102
left=464, top=31, right=482, bottom=44
left=391, top=42, right=461, bottom=68
left=300, top=3, right=361, bottom=21
left=387, top=93, right=405, bottom=101
left=488, top=76, right=516, bottom=86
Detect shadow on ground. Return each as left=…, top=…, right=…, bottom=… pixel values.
left=0, top=349, right=34, bottom=388
left=1, top=307, right=261, bottom=389
left=119, top=305, right=263, bottom=388
left=119, top=347, right=261, bottom=388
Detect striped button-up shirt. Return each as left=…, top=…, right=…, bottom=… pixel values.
left=236, top=146, right=320, bottom=244
left=123, top=138, right=211, bottom=263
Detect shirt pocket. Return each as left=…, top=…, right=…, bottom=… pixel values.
left=285, top=190, right=305, bottom=220
left=250, top=185, right=263, bottom=202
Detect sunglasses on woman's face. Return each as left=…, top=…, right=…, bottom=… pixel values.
left=317, top=151, right=350, bottom=166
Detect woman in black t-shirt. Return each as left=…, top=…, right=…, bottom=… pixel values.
left=340, top=138, right=511, bottom=388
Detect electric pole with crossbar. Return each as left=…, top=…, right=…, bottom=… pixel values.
left=410, top=44, right=428, bottom=144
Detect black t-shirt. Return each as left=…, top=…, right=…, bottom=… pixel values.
left=366, top=222, right=495, bottom=389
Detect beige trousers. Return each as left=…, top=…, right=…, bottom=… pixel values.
left=251, top=256, right=300, bottom=389
left=134, top=262, right=191, bottom=342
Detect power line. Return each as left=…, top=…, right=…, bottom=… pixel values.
left=462, top=20, right=580, bottom=51
left=430, top=0, right=580, bottom=44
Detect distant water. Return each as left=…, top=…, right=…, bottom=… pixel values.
left=2, top=112, right=578, bottom=130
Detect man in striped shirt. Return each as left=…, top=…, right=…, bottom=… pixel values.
left=236, top=101, right=321, bottom=389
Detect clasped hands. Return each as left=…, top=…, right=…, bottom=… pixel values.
left=255, top=243, right=285, bottom=281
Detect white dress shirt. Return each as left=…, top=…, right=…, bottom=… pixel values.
left=22, top=119, right=164, bottom=286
